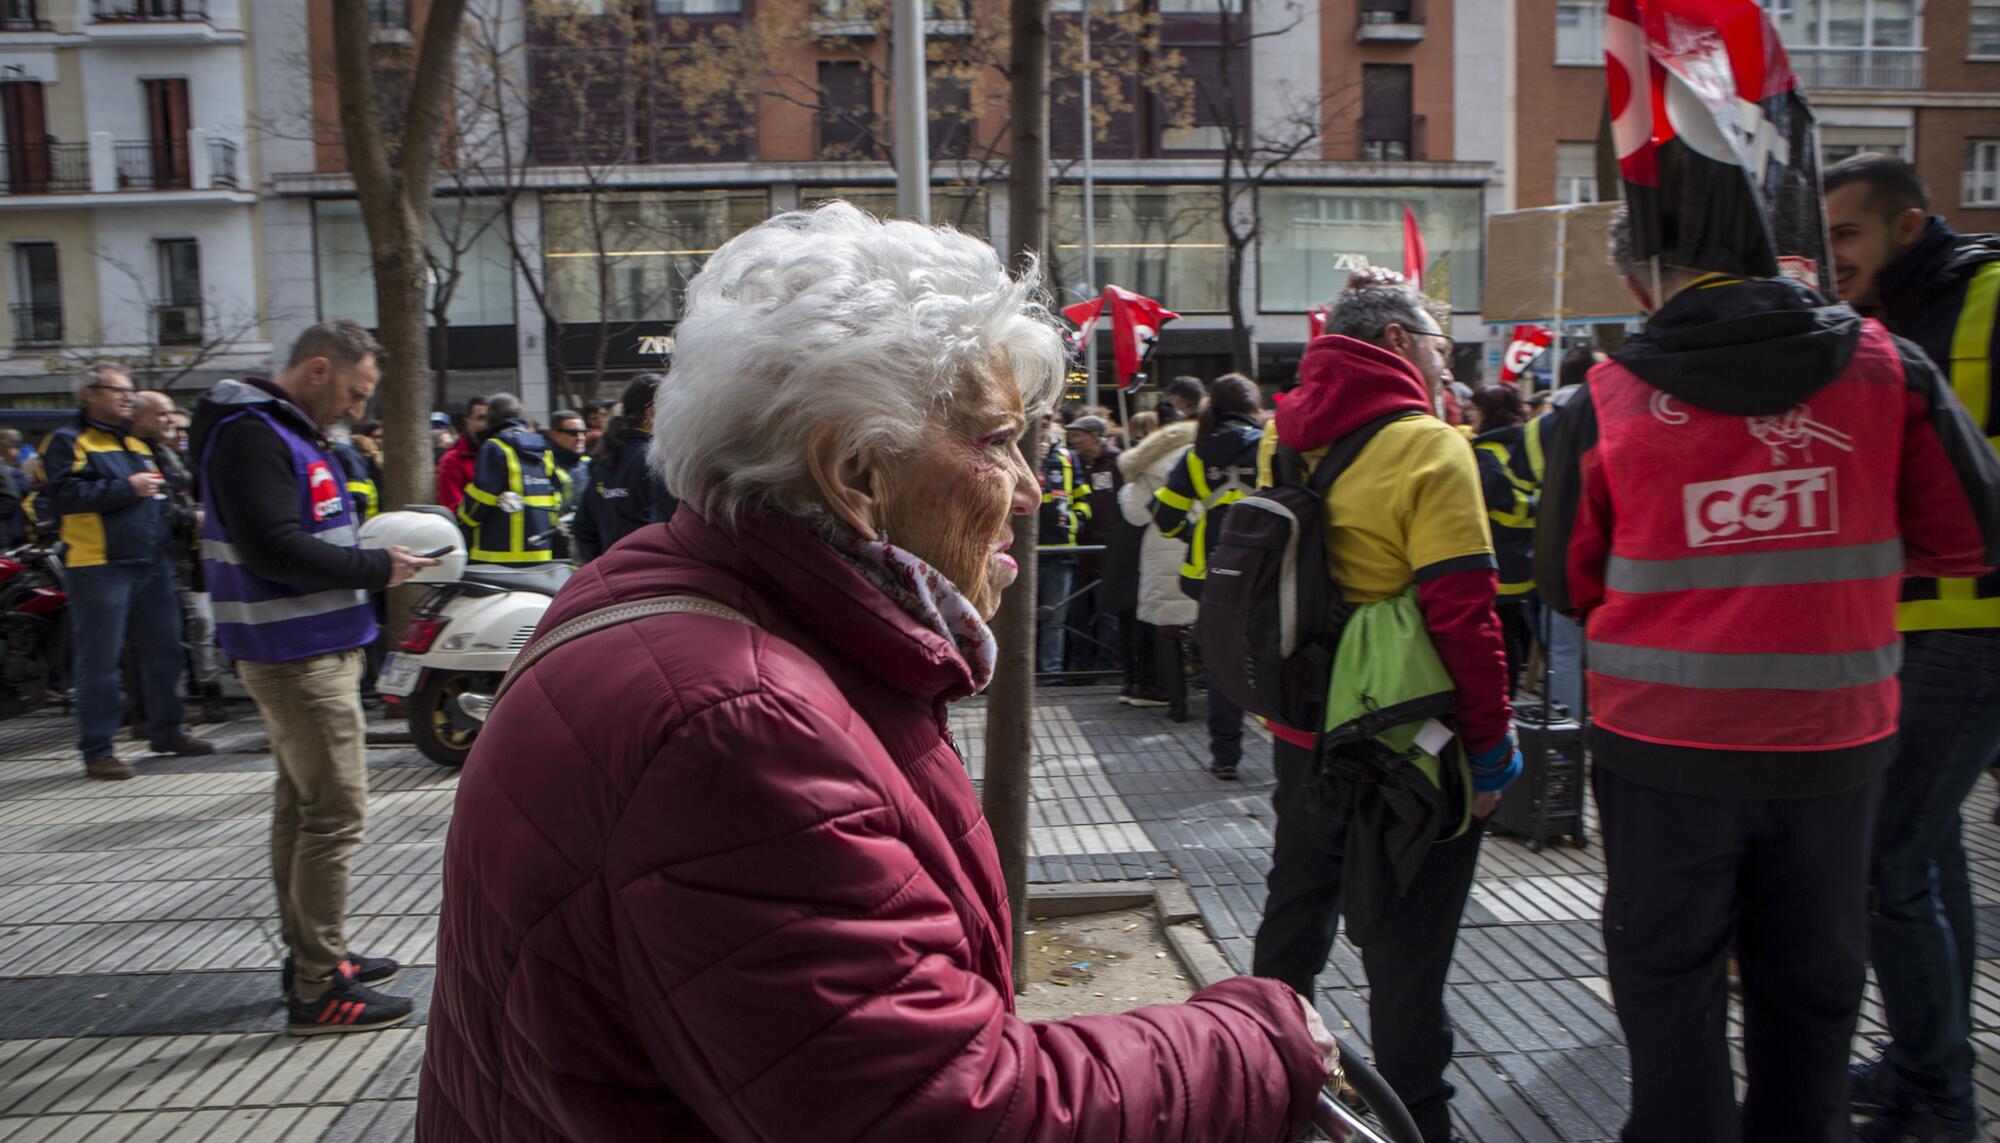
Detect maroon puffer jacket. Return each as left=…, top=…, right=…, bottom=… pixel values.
left=416, top=509, right=1325, bottom=1142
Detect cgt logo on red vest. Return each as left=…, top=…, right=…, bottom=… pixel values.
left=307, top=461, right=345, bottom=523
left=1683, top=467, right=1837, bottom=548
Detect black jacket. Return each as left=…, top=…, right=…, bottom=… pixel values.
left=575, top=428, right=671, bottom=562
left=1472, top=422, right=1534, bottom=596
left=1870, top=218, right=2000, bottom=621
left=190, top=377, right=392, bottom=593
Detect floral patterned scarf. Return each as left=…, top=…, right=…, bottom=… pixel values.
left=830, top=533, right=998, bottom=694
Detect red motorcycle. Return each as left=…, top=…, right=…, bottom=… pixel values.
left=0, top=542, right=70, bottom=719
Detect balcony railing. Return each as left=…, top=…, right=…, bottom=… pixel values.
left=0, top=143, right=89, bottom=194
left=152, top=301, right=202, bottom=346
left=91, top=0, right=207, bottom=22
left=115, top=139, right=190, bottom=190
left=11, top=304, right=61, bottom=347
left=1788, top=46, right=1924, bottom=91
left=1, top=0, right=50, bottom=31
left=208, top=137, right=239, bottom=189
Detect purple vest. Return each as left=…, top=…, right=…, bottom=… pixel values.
left=199, top=405, right=376, bottom=663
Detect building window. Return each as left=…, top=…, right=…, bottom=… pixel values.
left=1155, top=45, right=1245, bottom=155
left=1360, top=64, right=1413, bottom=161
left=817, top=61, right=880, bottom=160
left=657, top=0, right=741, bottom=12
left=1819, top=125, right=1908, bottom=167
left=1967, top=140, right=2000, bottom=208
left=1049, top=185, right=1228, bottom=313
left=1773, top=0, right=1926, bottom=88
left=928, top=62, right=975, bottom=160
left=1156, top=0, right=1243, bottom=13
left=155, top=238, right=202, bottom=345
left=805, top=186, right=990, bottom=236
left=1555, top=0, right=1605, bottom=65
left=11, top=242, right=60, bottom=347
left=1973, top=0, right=2000, bottom=56
left=542, top=190, right=768, bottom=325
left=314, top=199, right=517, bottom=328
left=1557, top=142, right=1598, bottom=205
left=1258, top=186, right=1484, bottom=313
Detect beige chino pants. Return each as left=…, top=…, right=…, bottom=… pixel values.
left=236, top=648, right=369, bottom=1000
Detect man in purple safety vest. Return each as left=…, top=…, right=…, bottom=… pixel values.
left=191, top=321, right=437, bottom=1036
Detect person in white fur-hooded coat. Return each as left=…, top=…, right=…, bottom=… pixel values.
left=1117, top=414, right=1199, bottom=629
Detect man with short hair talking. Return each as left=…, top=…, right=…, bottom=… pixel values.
left=1824, top=152, right=2000, bottom=1142
left=192, top=320, right=437, bottom=1035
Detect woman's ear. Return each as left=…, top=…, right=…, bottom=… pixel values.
left=806, top=422, right=880, bottom=537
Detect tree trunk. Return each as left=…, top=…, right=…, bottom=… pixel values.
left=1225, top=230, right=1252, bottom=375
left=985, top=0, right=1048, bottom=997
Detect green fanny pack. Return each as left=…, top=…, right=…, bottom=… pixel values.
left=1320, top=586, right=1473, bottom=843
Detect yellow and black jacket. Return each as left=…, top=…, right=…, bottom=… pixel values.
left=457, top=419, right=560, bottom=564
left=1039, top=443, right=1087, bottom=556
left=1152, top=411, right=1262, bottom=598
left=1875, top=219, right=2000, bottom=631
left=40, top=413, right=169, bottom=568
left=332, top=442, right=379, bottom=522
left=1473, top=423, right=1536, bottom=597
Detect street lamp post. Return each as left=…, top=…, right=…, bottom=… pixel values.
left=893, top=0, right=931, bottom=223
left=1080, top=2, right=1098, bottom=408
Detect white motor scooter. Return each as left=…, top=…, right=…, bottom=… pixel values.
left=359, top=508, right=570, bottom=767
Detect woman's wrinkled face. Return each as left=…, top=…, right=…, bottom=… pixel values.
left=875, top=360, right=1039, bottom=619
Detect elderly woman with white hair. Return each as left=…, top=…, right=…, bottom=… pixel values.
left=417, top=204, right=1332, bottom=1142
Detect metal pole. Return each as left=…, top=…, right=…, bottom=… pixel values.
left=1080, top=4, right=1098, bottom=407
left=894, top=0, right=931, bottom=222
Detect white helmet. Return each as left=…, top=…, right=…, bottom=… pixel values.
left=358, top=508, right=465, bottom=584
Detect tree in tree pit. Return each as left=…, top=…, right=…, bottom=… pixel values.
left=329, top=0, right=471, bottom=511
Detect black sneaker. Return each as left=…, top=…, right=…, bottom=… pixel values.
left=1851, top=1048, right=1901, bottom=1115
left=1209, top=761, right=1240, bottom=781
left=1858, top=1106, right=1980, bottom=1143
left=286, top=975, right=413, bottom=1036
left=282, top=952, right=401, bottom=997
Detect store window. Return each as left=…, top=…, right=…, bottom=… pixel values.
left=1258, top=186, right=1483, bottom=313
left=804, top=186, right=990, bottom=237
left=1557, top=143, right=1598, bottom=205
left=1967, top=140, right=2000, bottom=208
left=1049, top=185, right=1229, bottom=313
left=543, top=190, right=769, bottom=325
left=315, top=199, right=516, bottom=328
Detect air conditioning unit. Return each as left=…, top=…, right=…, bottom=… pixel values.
left=157, top=304, right=201, bottom=344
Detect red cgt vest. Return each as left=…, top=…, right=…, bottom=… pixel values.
left=1585, top=321, right=1910, bottom=752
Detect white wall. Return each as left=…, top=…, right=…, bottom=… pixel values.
left=78, top=42, right=249, bottom=145
left=252, top=0, right=316, bottom=365
left=91, top=205, right=260, bottom=349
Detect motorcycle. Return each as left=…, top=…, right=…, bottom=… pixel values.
left=360, top=508, right=570, bottom=767
left=0, top=541, right=70, bottom=720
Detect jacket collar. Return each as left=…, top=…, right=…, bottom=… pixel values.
left=569, top=508, right=982, bottom=708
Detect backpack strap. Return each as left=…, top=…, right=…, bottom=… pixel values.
left=1308, top=410, right=1424, bottom=498
left=491, top=595, right=759, bottom=709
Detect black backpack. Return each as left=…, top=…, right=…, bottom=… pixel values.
left=1195, top=411, right=1415, bottom=735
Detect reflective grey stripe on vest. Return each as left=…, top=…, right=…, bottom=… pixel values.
left=1606, top=538, right=1904, bottom=594
left=202, top=521, right=360, bottom=567
left=211, top=588, right=369, bottom=626
left=1587, top=640, right=1902, bottom=691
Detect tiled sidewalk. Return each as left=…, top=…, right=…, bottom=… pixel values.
left=0, top=690, right=1995, bottom=1141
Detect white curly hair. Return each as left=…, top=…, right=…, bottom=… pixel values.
left=651, top=201, right=1067, bottom=527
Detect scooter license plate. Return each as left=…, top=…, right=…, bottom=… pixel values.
left=376, top=654, right=422, bottom=699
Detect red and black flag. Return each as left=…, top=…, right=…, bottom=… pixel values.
left=1605, top=0, right=1832, bottom=294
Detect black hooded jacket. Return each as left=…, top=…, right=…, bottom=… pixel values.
left=1873, top=217, right=2000, bottom=440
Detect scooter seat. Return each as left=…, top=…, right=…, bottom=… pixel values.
left=459, top=563, right=573, bottom=597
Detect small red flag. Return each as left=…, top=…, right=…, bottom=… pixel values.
left=1307, top=305, right=1330, bottom=341
left=1500, top=325, right=1554, bottom=384
left=1401, top=205, right=1428, bottom=292
left=1105, top=286, right=1179, bottom=392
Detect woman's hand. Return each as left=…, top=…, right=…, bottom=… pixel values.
left=1296, top=993, right=1338, bottom=1076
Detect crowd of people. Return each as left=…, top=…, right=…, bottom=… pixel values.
left=6, top=150, right=1999, bottom=1143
